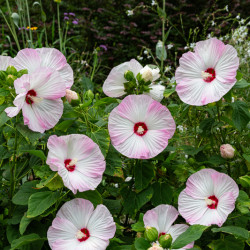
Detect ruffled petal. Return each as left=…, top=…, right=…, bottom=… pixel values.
left=211, top=172, right=239, bottom=199
left=185, top=169, right=216, bottom=199
left=5, top=93, right=26, bottom=117
left=58, top=63, right=74, bottom=89
left=14, top=74, right=31, bottom=94
left=0, top=55, right=14, bottom=71
left=178, top=189, right=207, bottom=225
left=13, top=48, right=41, bottom=72
left=87, top=204, right=116, bottom=240
left=56, top=199, right=94, bottom=230
left=143, top=209, right=159, bottom=232
left=146, top=84, right=165, bottom=102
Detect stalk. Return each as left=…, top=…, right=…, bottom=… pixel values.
left=57, top=3, right=63, bottom=51
left=25, top=0, right=33, bottom=47
left=160, top=0, right=166, bottom=72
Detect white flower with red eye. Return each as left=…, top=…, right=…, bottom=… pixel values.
left=178, top=169, right=239, bottom=227
left=103, top=59, right=165, bottom=102
left=12, top=48, right=73, bottom=89
left=46, top=134, right=105, bottom=194
left=0, top=55, right=14, bottom=71
left=175, top=38, right=239, bottom=106
left=5, top=68, right=66, bottom=133
left=143, top=205, right=194, bottom=250
left=47, top=198, right=116, bottom=250
left=108, top=95, right=176, bottom=159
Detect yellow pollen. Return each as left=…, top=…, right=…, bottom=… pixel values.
left=205, top=197, right=215, bottom=205
left=69, top=158, right=77, bottom=166
left=76, top=230, right=85, bottom=239
left=137, top=126, right=144, bottom=134
left=29, top=96, right=43, bottom=104
left=201, top=71, right=213, bottom=79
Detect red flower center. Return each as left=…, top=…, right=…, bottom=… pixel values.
left=64, top=158, right=76, bottom=172
left=203, top=68, right=216, bottom=83
left=207, top=195, right=218, bottom=209
left=76, top=228, right=90, bottom=242
left=134, top=122, right=148, bottom=136
left=25, top=89, right=37, bottom=104
left=159, top=232, right=166, bottom=238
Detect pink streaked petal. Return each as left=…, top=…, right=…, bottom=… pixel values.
left=57, top=198, right=94, bottom=230
left=216, top=192, right=236, bottom=227
left=5, top=93, right=26, bottom=117
left=194, top=38, right=226, bottom=68
left=185, top=169, right=216, bottom=199
left=13, top=48, right=41, bottom=72
left=58, top=63, right=74, bottom=89
left=58, top=167, right=75, bottom=193
left=0, top=55, right=14, bottom=71
left=30, top=68, right=66, bottom=99
left=146, top=84, right=165, bottom=102
left=51, top=239, right=80, bottom=250
left=5, top=106, right=21, bottom=118
left=168, top=224, right=194, bottom=249
left=113, top=133, right=150, bottom=159
left=14, top=74, right=30, bottom=94
left=143, top=210, right=159, bottom=232
left=146, top=100, right=176, bottom=135
left=47, top=217, right=78, bottom=247
left=215, top=44, right=239, bottom=84
left=22, top=98, right=63, bottom=133
left=178, top=189, right=207, bottom=224
left=145, top=205, right=179, bottom=234
left=108, top=107, right=134, bottom=146
left=87, top=204, right=116, bottom=240
left=76, top=237, right=109, bottom=250
left=142, top=129, right=170, bottom=158
left=211, top=172, right=239, bottom=199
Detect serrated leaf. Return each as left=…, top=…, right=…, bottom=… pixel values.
left=17, top=123, right=43, bottom=145
left=27, top=191, right=60, bottom=218
left=171, top=225, right=208, bottom=249
left=81, top=75, right=94, bottom=91
left=211, top=226, right=249, bottom=240
left=105, top=145, right=122, bottom=176
left=151, top=182, right=173, bottom=206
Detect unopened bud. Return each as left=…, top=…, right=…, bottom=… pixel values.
left=6, top=66, right=17, bottom=75
left=144, top=226, right=158, bottom=242
left=65, top=89, right=79, bottom=104
left=86, top=89, right=94, bottom=100
left=159, top=233, right=173, bottom=248
left=140, top=66, right=153, bottom=82
left=220, top=144, right=235, bottom=159
left=124, top=70, right=135, bottom=81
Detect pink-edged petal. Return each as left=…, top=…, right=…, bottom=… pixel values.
left=103, top=59, right=143, bottom=97
left=47, top=217, right=78, bottom=248
left=5, top=106, right=21, bottom=118
left=5, top=93, right=26, bottom=117
left=185, top=169, right=216, bottom=199
left=30, top=68, right=66, bottom=99
left=57, top=198, right=94, bottom=230
left=112, top=133, right=150, bottom=159
left=22, top=98, right=63, bottom=133
left=146, top=84, right=165, bottom=102
left=0, top=55, right=14, bottom=71
left=144, top=205, right=179, bottom=234
left=76, top=237, right=109, bottom=250
left=168, top=224, right=194, bottom=249
left=178, top=189, right=207, bottom=225
left=14, top=74, right=31, bottom=94
left=108, top=107, right=134, bottom=146
left=87, top=204, right=116, bottom=240
left=145, top=99, right=176, bottom=135
left=58, top=167, right=75, bottom=193
left=143, top=209, right=159, bottom=232
left=51, top=239, right=80, bottom=250
left=211, top=172, right=239, bottom=199
left=13, top=48, right=41, bottom=72
left=215, top=45, right=239, bottom=84
left=216, top=192, right=237, bottom=227
left=58, top=63, right=74, bottom=89
left=194, top=38, right=226, bottom=68
left=142, top=129, right=170, bottom=158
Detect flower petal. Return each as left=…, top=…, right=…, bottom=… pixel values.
left=58, top=63, right=74, bottom=89
left=143, top=209, right=159, bottom=232
left=5, top=93, right=26, bottom=118
left=0, top=55, right=14, bottom=71
left=185, top=169, right=216, bottom=199
left=76, top=237, right=109, bottom=250
left=87, top=204, right=116, bottom=240
left=51, top=239, right=80, bottom=250
left=178, top=189, right=208, bottom=225
left=146, top=84, right=165, bottom=102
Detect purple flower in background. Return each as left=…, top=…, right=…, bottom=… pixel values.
left=64, top=13, right=68, bottom=15
left=100, top=45, right=108, bottom=51
left=64, top=16, right=69, bottom=20
left=69, top=12, right=75, bottom=16
left=72, top=20, right=78, bottom=25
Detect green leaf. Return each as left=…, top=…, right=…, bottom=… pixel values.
left=134, top=163, right=155, bottom=191
left=234, top=78, right=250, bottom=89
left=17, top=123, right=43, bottom=145
left=27, top=191, right=60, bottom=218
left=171, top=225, right=208, bottom=249
left=242, top=154, right=250, bottom=163
left=180, top=145, right=205, bottom=156
left=75, top=190, right=102, bottom=207
left=208, top=235, right=245, bottom=250
left=211, top=226, right=249, bottom=240
left=81, top=75, right=94, bottom=91
left=44, top=173, right=64, bottom=191
left=19, top=213, right=33, bottom=235
left=131, top=213, right=145, bottom=232
left=0, top=88, right=9, bottom=96
left=11, top=13, right=20, bottom=27
left=230, top=101, right=250, bottom=131
left=105, top=145, right=122, bottom=176
left=0, top=106, right=10, bottom=127
left=12, top=180, right=41, bottom=205
left=22, top=150, right=46, bottom=160
left=87, top=129, right=110, bottom=157
left=134, top=238, right=151, bottom=250
left=55, top=119, right=75, bottom=132
left=10, top=233, right=46, bottom=250
left=121, top=186, right=154, bottom=216
left=236, top=190, right=250, bottom=214
left=239, top=175, right=250, bottom=188
left=156, top=40, right=167, bottom=61
left=103, top=199, right=121, bottom=214
left=163, top=88, right=175, bottom=98
left=151, top=182, right=173, bottom=206
left=93, top=97, right=118, bottom=107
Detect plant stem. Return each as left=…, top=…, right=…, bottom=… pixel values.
left=57, top=3, right=63, bottom=52
left=25, top=0, right=33, bottom=47
left=160, top=0, right=166, bottom=72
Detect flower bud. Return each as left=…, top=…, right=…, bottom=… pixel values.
left=124, top=70, right=135, bottom=81
left=144, top=226, right=158, bottom=242
left=86, top=89, right=94, bottom=100
left=220, top=144, right=235, bottom=159
left=158, top=233, right=173, bottom=248
left=148, top=242, right=163, bottom=250
left=6, top=65, right=17, bottom=75
left=140, top=66, right=153, bottom=82
left=65, top=89, right=79, bottom=104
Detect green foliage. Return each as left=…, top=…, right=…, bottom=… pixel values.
left=211, top=226, right=249, bottom=240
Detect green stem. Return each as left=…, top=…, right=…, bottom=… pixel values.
left=63, top=22, right=69, bottom=54
left=57, top=3, right=63, bottom=52
left=160, top=0, right=166, bottom=72
left=39, top=0, right=48, bottom=47
left=25, top=0, right=33, bottom=47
